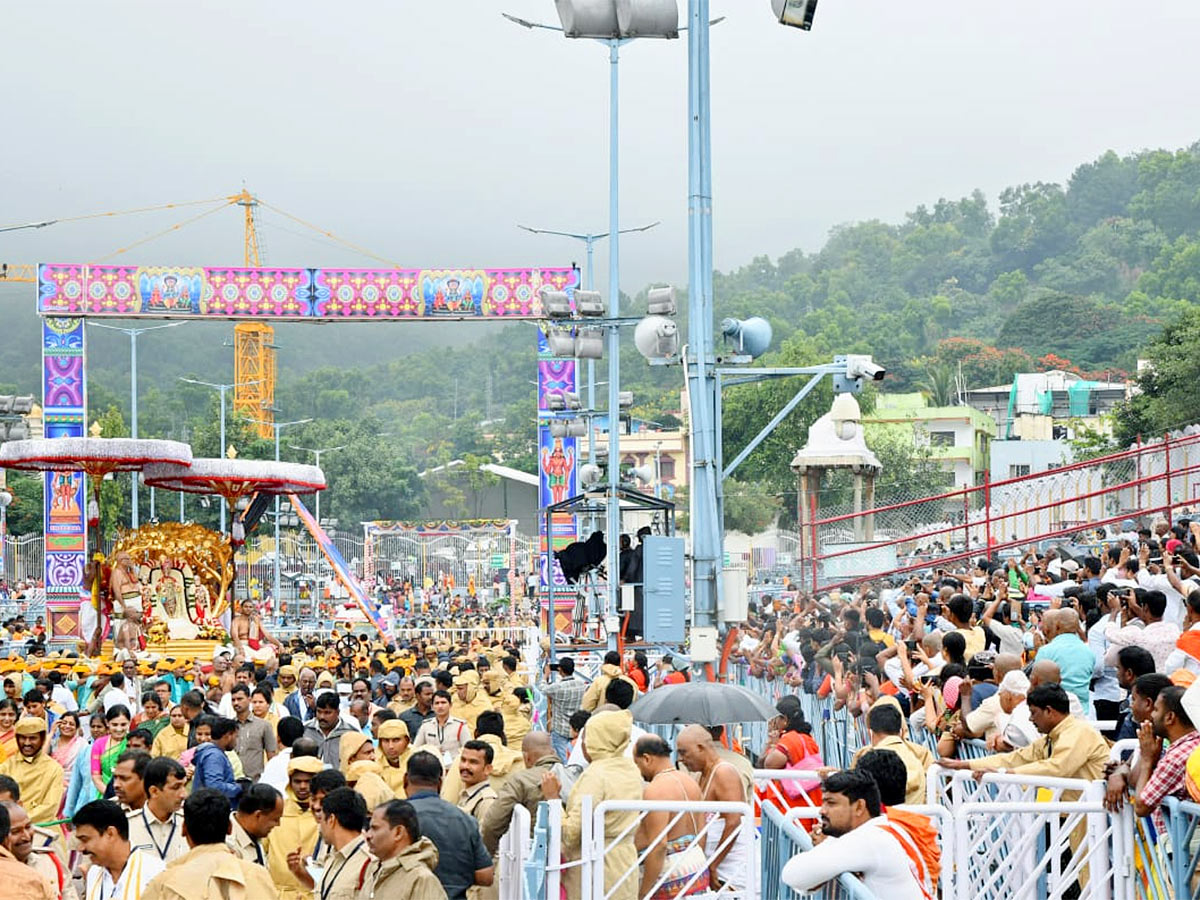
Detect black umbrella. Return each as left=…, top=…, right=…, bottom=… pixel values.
left=629, top=681, right=777, bottom=726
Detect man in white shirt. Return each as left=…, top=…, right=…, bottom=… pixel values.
left=1105, top=589, right=1181, bottom=672
left=781, top=769, right=927, bottom=900
left=1136, top=545, right=1193, bottom=627
left=73, top=799, right=165, bottom=900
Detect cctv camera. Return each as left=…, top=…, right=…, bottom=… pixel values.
left=844, top=355, right=886, bottom=382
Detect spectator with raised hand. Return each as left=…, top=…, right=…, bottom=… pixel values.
left=1104, top=589, right=1180, bottom=672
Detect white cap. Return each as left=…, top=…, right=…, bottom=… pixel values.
left=999, top=670, right=1030, bottom=696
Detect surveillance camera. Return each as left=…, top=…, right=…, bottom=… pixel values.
left=844, top=355, right=886, bottom=382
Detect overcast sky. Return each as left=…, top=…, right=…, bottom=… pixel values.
left=3, top=1, right=1199, bottom=296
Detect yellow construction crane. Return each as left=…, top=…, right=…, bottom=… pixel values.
left=0, top=191, right=278, bottom=438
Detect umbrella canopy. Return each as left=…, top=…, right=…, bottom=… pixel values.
left=629, top=680, right=778, bottom=726
left=142, top=457, right=326, bottom=505
left=0, top=437, right=192, bottom=478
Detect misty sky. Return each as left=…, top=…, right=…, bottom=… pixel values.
left=3, top=1, right=1199, bottom=297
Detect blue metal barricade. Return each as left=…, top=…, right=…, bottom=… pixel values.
left=1165, top=796, right=1200, bottom=899
left=760, top=803, right=878, bottom=900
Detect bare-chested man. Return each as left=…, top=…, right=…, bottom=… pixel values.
left=109, top=552, right=144, bottom=655
left=633, top=734, right=709, bottom=898
left=677, top=724, right=754, bottom=893
left=231, top=598, right=282, bottom=659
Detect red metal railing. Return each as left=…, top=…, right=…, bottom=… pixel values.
left=804, top=431, right=1200, bottom=593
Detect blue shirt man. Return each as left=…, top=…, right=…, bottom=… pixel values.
left=1037, top=610, right=1094, bottom=715
left=191, top=718, right=243, bottom=807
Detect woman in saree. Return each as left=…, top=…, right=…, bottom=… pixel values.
left=0, top=698, right=18, bottom=763
left=65, top=714, right=106, bottom=817
left=90, top=704, right=131, bottom=797
left=50, top=711, right=85, bottom=802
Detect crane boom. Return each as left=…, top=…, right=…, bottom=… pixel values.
left=0, top=263, right=37, bottom=283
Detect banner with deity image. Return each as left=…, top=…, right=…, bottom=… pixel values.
left=537, top=334, right=578, bottom=588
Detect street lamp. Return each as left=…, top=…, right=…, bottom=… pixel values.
left=506, top=0, right=679, bottom=651
left=0, top=489, right=12, bottom=582
left=249, top=417, right=313, bottom=615
left=517, top=222, right=659, bottom=457
left=178, top=377, right=263, bottom=532
left=87, top=320, right=189, bottom=529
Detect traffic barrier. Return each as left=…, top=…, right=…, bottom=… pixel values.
left=1164, top=797, right=1200, bottom=899
left=761, top=804, right=878, bottom=900
left=584, top=798, right=757, bottom=899
left=496, top=803, right=531, bottom=900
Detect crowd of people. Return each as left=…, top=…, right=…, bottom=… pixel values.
left=5, top=514, right=1200, bottom=897
left=723, top=515, right=1200, bottom=897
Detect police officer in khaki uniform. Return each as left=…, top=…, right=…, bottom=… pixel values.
left=127, top=758, right=188, bottom=865
left=313, top=788, right=371, bottom=900
left=226, top=783, right=283, bottom=866
left=2, top=801, right=76, bottom=900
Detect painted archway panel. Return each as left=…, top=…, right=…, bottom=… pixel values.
left=38, top=264, right=579, bottom=320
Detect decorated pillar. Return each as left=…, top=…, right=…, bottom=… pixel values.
left=537, top=332, right=578, bottom=635
left=42, top=316, right=87, bottom=640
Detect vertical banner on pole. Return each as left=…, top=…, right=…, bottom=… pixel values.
left=42, top=317, right=87, bottom=640
left=537, top=332, right=578, bottom=634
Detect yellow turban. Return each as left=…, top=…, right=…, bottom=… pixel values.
left=15, top=717, right=47, bottom=736
left=278, top=665, right=298, bottom=679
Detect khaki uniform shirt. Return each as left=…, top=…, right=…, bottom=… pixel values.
left=355, top=838, right=446, bottom=900
left=226, top=813, right=270, bottom=868
left=28, top=848, right=77, bottom=900
left=141, top=843, right=279, bottom=900
left=852, top=734, right=935, bottom=806
left=269, top=793, right=321, bottom=900
left=457, top=781, right=497, bottom=829
left=0, top=846, right=54, bottom=900
left=318, top=837, right=371, bottom=900
left=968, top=713, right=1110, bottom=795
left=127, top=807, right=189, bottom=865
left=0, top=752, right=64, bottom=828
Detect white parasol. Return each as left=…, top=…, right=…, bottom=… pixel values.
left=141, top=457, right=326, bottom=503
left=0, top=437, right=193, bottom=477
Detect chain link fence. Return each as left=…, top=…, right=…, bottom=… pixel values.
left=804, top=429, right=1200, bottom=590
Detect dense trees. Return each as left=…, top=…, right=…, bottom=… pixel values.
left=5, top=142, right=1200, bottom=532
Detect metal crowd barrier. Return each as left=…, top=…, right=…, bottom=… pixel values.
left=496, top=803, right=531, bottom=900
left=1164, top=797, right=1200, bottom=899
left=760, top=804, right=878, bottom=900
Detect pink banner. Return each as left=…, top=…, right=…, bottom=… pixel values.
left=38, top=264, right=578, bottom=320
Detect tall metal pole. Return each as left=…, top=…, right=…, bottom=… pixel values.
left=687, top=0, right=720, bottom=634
left=130, top=330, right=139, bottom=529
left=605, top=37, right=622, bottom=652
left=218, top=384, right=227, bottom=532
left=274, top=424, right=281, bottom=616
left=585, top=237, right=597, bottom=466
left=91, top=320, right=188, bottom=531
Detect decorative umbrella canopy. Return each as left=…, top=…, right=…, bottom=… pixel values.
left=629, top=680, right=778, bottom=726
left=0, top=437, right=192, bottom=479
left=142, top=457, right=326, bottom=505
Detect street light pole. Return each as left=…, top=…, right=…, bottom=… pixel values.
left=251, top=417, right=312, bottom=616
left=178, top=377, right=262, bottom=532
left=290, top=444, right=345, bottom=611
left=517, top=221, right=658, bottom=464
left=88, top=321, right=188, bottom=530
left=604, top=36, right=624, bottom=652
left=0, top=489, right=11, bottom=583
left=686, top=0, right=721, bottom=635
